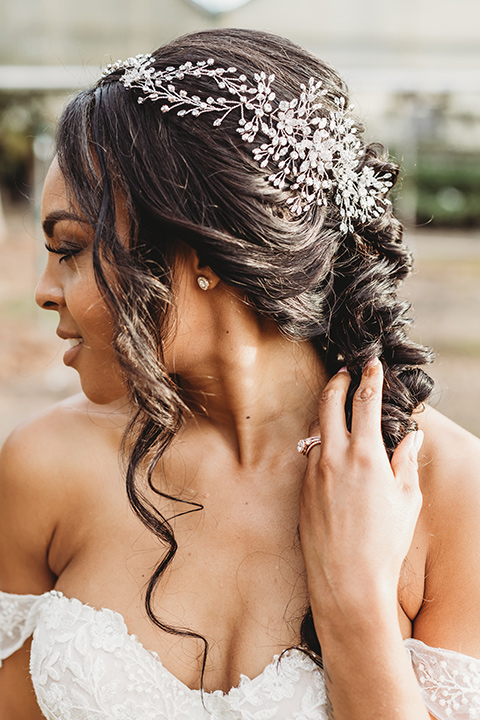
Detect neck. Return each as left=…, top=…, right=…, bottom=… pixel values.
left=178, top=313, right=327, bottom=468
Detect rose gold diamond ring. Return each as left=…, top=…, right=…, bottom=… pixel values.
left=297, top=436, right=322, bottom=457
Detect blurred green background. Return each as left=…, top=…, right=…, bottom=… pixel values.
left=0, top=0, right=479, bottom=442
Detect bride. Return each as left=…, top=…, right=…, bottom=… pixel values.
left=1, top=28, right=480, bottom=720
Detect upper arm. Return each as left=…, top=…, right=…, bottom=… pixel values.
left=413, top=410, right=480, bottom=657
left=0, top=420, right=62, bottom=593
left=0, top=638, right=45, bottom=720
left=0, top=415, right=69, bottom=717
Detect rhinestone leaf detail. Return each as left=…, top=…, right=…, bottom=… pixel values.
left=103, top=54, right=393, bottom=232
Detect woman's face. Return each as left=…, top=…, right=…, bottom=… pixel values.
left=35, top=159, right=126, bottom=404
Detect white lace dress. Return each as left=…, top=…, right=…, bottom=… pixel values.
left=1, top=590, right=480, bottom=719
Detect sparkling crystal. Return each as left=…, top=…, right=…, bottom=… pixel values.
left=102, top=55, right=393, bottom=231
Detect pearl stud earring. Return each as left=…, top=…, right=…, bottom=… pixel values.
left=197, top=276, right=210, bottom=291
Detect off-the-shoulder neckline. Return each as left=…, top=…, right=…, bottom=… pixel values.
left=1, top=589, right=321, bottom=697
left=2, top=588, right=480, bottom=697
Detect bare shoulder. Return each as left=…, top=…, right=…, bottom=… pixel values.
left=2, top=393, right=88, bottom=477
left=1, top=392, right=129, bottom=476
left=416, top=404, right=480, bottom=513
left=413, top=405, right=480, bottom=654
left=0, top=394, right=128, bottom=593
left=1, top=393, right=123, bottom=506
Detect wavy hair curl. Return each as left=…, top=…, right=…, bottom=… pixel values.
left=55, top=27, right=434, bottom=671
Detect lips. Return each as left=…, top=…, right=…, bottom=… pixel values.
left=63, top=337, right=84, bottom=366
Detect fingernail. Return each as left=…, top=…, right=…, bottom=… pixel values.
left=413, top=430, right=424, bottom=452
left=337, top=366, right=349, bottom=374
left=364, top=357, right=380, bottom=376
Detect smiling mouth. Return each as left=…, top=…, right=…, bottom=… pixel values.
left=68, top=338, right=84, bottom=347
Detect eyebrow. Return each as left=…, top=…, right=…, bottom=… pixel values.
left=42, top=210, right=90, bottom=238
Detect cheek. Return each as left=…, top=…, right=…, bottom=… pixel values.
left=77, top=329, right=126, bottom=404
left=84, top=304, right=115, bottom=345
left=77, top=281, right=115, bottom=344
left=75, top=289, right=124, bottom=401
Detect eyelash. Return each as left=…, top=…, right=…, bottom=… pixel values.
left=45, top=243, right=81, bottom=263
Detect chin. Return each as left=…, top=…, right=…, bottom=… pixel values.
left=79, top=376, right=127, bottom=406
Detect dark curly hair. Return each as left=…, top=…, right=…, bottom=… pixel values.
left=55, top=27, right=434, bottom=674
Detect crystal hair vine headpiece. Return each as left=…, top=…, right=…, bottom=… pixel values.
left=103, top=54, right=393, bottom=232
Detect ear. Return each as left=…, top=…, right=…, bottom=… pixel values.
left=187, top=248, right=221, bottom=290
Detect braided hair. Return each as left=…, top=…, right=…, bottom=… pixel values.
left=55, top=27, right=434, bottom=670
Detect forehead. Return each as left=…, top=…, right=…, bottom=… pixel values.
left=41, top=158, right=96, bottom=242
left=41, top=156, right=132, bottom=245
left=41, top=158, right=73, bottom=216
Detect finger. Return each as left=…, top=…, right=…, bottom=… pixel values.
left=298, top=437, right=323, bottom=464
left=316, top=367, right=351, bottom=446
left=350, top=357, right=384, bottom=442
left=391, top=430, right=424, bottom=489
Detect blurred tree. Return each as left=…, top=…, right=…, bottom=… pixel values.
left=0, top=93, right=47, bottom=202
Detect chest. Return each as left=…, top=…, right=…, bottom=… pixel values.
left=50, top=457, right=309, bottom=691
left=48, top=450, right=427, bottom=693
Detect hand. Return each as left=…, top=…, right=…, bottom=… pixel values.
left=299, top=358, right=424, bottom=625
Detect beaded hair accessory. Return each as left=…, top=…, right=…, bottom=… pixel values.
left=103, top=54, right=392, bottom=232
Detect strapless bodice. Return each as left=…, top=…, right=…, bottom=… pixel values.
left=1, top=590, right=480, bottom=719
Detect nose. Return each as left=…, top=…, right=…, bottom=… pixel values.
left=35, top=265, right=65, bottom=311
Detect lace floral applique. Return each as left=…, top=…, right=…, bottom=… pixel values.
left=0, top=591, right=47, bottom=665
left=407, top=638, right=480, bottom=719
left=4, top=590, right=480, bottom=720
left=227, top=651, right=326, bottom=720
left=29, top=592, right=329, bottom=720
left=0, top=593, right=28, bottom=639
